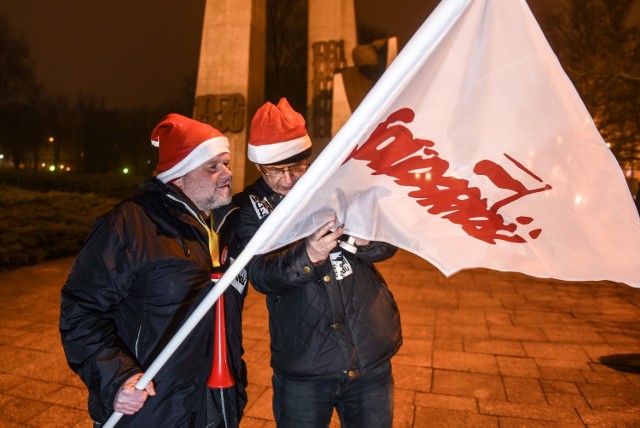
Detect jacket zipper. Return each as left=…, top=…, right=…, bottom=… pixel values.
left=134, top=323, right=143, bottom=359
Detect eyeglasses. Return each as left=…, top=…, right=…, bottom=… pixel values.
left=259, top=159, right=309, bottom=178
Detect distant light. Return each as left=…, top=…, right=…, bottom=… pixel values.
left=606, top=142, right=612, bottom=148
left=41, top=162, right=46, bottom=168
left=48, top=165, right=55, bottom=172
left=49, top=137, right=54, bottom=143
left=0, top=154, right=4, bottom=159
left=65, top=167, right=71, bottom=172
left=59, top=164, right=65, bottom=170
left=122, top=168, right=129, bottom=174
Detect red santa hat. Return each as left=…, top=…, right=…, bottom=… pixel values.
left=151, top=113, right=229, bottom=183
left=248, top=98, right=312, bottom=165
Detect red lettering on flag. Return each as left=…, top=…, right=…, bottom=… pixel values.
left=345, top=109, right=552, bottom=244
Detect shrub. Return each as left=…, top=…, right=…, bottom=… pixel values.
left=0, top=169, right=142, bottom=198
left=0, top=185, right=121, bottom=270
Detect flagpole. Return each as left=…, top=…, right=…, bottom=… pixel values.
left=103, top=0, right=471, bottom=426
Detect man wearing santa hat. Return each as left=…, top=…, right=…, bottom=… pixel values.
left=60, top=114, right=247, bottom=427
left=233, top=98, right=402, bottom=427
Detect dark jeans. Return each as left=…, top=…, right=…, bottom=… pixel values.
left=272, top=361, right=394, bottom=428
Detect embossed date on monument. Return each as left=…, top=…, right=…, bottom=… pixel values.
left=194, top=93, right=245, bottom=133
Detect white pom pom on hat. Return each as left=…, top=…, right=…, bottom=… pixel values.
left=150, top=113, right=229, bottom=183
left=248, top=98, right=312, bottom=165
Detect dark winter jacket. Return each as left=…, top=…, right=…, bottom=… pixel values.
left=60, top=178, right=247, bottom=426
left=233, top=178, right=402, bottom=379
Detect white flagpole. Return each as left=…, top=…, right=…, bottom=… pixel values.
left=103, top=0, right=471, bottom=425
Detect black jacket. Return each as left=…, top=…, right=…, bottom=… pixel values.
left=60, top=178, right=247, bottom=426
left=234, top=178, right=402, bottom=379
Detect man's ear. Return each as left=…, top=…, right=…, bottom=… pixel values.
left=254, top=164, right=261, bottom=172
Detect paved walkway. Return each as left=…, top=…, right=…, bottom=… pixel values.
left=0, top=250, right=639, bottom=427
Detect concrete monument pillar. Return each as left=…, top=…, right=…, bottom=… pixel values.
left=307, top=0, right=358, bottom=153
left=194, top=0, right=266, bottom=193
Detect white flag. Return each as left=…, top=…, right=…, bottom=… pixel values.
left=251, top=0, right=640, bottom=288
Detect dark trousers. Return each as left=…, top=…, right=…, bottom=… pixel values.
left=272, top=361, right=394, bottom=428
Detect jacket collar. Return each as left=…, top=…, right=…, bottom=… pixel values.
left=140, top=178, right=208, bottom=228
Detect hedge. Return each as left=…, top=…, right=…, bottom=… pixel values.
left=0, top=170, right=144, bottom=270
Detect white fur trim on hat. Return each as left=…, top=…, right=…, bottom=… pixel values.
left=156, top=136, right=229, bottom=183
left=248, top=134, right=311, bottom=164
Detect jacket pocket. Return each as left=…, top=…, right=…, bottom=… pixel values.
left=266, top=295, right=281, bottom=352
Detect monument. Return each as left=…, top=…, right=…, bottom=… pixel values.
left=195, top=0, right=393, bottom=190
left=194, top=0, right=266, bottom=193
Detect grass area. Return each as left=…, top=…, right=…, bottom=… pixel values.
left=0, top=183, right=130, bottom=270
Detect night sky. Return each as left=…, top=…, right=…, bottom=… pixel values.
left=0, top=0, right=560, bottom=110
left=0, top=0, right=207, bottom=109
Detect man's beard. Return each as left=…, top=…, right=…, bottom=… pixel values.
left=207, top=188, right=231, bottom=210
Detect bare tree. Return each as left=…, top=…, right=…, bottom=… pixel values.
left=265, top=0, right=308, bottom=113
left=0, top=15, right=43, bottom=169
left=536, top=0, right=640, bottom=177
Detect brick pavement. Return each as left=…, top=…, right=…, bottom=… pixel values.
left=0, top=250, right=639, bottom=427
